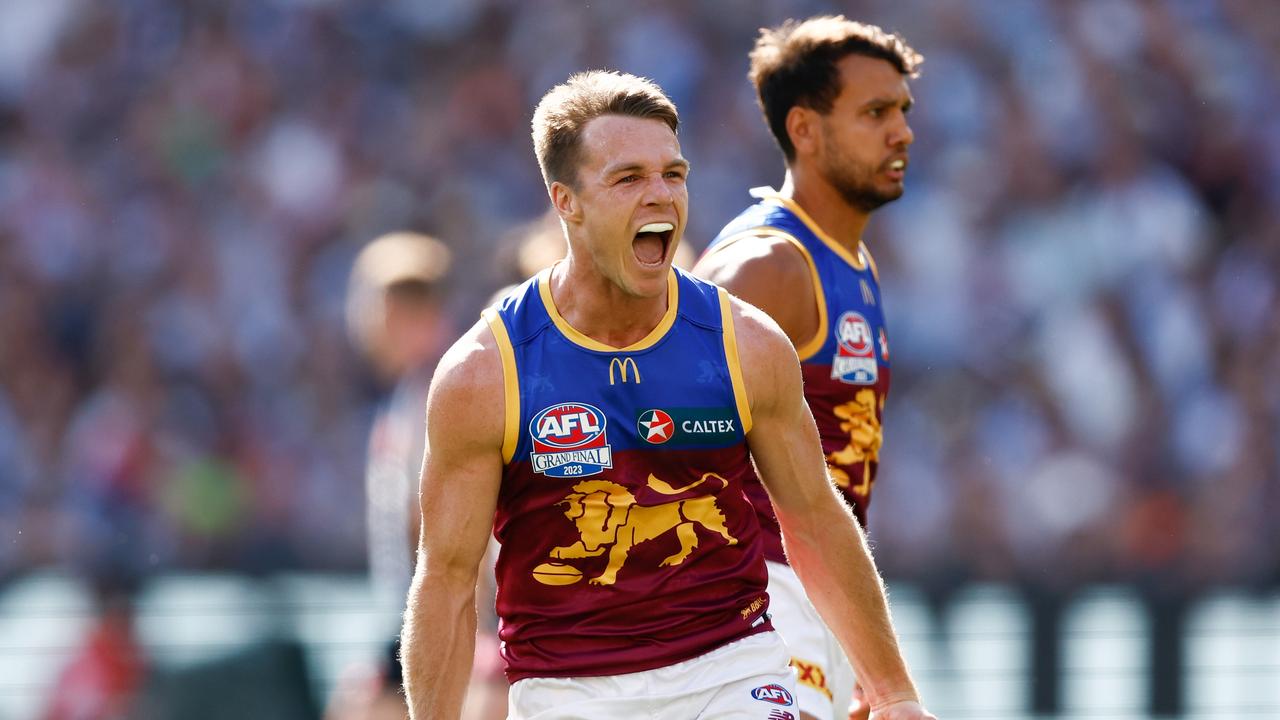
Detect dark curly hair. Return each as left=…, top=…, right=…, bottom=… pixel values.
left=749, top=15, right=922, bottom=161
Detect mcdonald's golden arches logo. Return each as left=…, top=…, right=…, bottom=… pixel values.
left=608, top=357, right=641, bottom=385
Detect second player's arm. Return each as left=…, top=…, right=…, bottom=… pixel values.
left=401, top=321, right=506, bottom=720
left=731, top=297, right=931, bottom=719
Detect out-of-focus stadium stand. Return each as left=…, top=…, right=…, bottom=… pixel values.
left=0, top=0, right=1276, bottom=717
left=1, top=573, right=1277, bottom=719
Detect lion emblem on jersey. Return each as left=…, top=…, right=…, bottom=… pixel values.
left=826, top=389, right=883, bottom=496
left=535, top=473, right=737, bottom=586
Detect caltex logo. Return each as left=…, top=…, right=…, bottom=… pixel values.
left=637, top=409, right=674, bottom=444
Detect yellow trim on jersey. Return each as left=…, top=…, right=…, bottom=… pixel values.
left=717, top=287, right=753, bottom=435
left=482, top=308, right=520, bottom=464
left=706, top=228, right=828, bottom=361
left=757, top=191, right=869, bottom=272
left=862, top=242, right=881, bottom=283
left=537, top=267, right=679, bottom=352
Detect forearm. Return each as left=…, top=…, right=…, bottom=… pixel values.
left=401, top=566, right=479, bottom=720
left=777, top=498, right=918, bottom=708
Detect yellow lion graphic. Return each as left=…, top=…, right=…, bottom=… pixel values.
left=826, top=388, right=883, bottom=496
left=538, top=472, right=737, bottom=586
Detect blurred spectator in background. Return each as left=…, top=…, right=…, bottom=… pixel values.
left=340, top=231, right=504, bottom=720
left=345, top=231, right=453, bottom=604
left=0, top=0, right=1273, bottom=640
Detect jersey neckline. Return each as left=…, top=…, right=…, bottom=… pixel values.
left=749, top=186, right=869, bottom=272
left=537, top=266, right=680, bottom=352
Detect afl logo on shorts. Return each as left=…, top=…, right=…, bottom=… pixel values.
left=831, top=311, right=878, bottom=385
left=529, top=403, right=613, bottom=478
left=750, top=683, right=794, bottom=706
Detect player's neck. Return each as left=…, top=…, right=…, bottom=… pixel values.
left=780, top=170, right=870, bottom=252
left=548, top=259, right=670, bottom=349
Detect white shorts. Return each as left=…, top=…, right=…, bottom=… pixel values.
left=507, top=631, right=799, bottom=719
left=766, top=561, right=856, bottom=720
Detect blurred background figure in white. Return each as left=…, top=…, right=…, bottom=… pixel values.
left=339, top=231, right=504, bottom=720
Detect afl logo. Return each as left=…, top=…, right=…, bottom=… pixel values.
left=530, top=403, right=613, bottom=478
left=750, top=684, right=794, bottom=706
left=531, top=403, right=607, bottom=449
left=832, top=311, right=878, bottom=385
left=836, top=312, right=874, bottom=357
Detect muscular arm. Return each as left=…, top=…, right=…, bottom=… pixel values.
left=730, top=298, right=930, bottom=719
left=693, top=235, right=819, bottom=350
left=401, top=321, right=506, bottom=720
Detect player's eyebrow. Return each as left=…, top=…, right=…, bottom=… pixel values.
left=861, top=94, right=914, bottom=113
left=604, top=158, right=690, bottom=176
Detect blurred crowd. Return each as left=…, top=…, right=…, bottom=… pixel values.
left=1, top=0, right=1277, bottom=603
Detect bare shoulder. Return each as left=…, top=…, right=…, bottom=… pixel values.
left=725, top=292, right=796, bottom=359
left=724, top=293, right=801, bottom=416
left=695, top=233, right=818, bottom=349
left=426, top=318, right=505, bottom=452
left=694, top=233, right=812, bottom=294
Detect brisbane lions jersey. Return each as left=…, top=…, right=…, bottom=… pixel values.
left=482, top=267, right=772, bottom=681
left=706, top=187, right=891, bottom=563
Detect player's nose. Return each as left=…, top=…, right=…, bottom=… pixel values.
left=641, top=173, right=675, bottom=206
left=888, top=114, right=914, bottom=149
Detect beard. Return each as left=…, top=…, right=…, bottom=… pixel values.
left=818, top=130, right=905, bottom=213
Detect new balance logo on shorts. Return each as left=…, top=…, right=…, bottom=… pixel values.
left=767, top=711, right=795, bottom=720
left=750, top=683, right=794, bottom=706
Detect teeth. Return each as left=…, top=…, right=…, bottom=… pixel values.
left=639, top=222, right=674, bottom=233
left=890, top=160, right=905, bottom=170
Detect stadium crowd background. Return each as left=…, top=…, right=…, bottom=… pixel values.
left=0, top=0, right=1277, bottom=716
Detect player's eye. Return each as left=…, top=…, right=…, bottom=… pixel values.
left=617, top=175, right=639, bottom=184
left=664, top=170, right=685, bottom=181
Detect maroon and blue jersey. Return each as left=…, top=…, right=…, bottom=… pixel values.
left=706, top=188, right=891, bottom=563
left=482, top=266, right=772, bottom=681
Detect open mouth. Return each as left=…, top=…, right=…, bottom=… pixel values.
left=885, top=157, right=908, bottom=180
left=633, top=222, right=674, bottom=267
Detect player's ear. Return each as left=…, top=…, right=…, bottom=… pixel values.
left=549, top=181, right=582, bottom=224
left=786, top=105, right=819, bottom=158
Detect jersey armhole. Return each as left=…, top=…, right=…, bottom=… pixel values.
left=482, top=308, right=521, bottom=464
left=716, top=287, right=753, bottom=435
left=712, top=228, right=827, bottom=361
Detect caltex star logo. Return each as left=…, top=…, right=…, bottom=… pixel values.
left=637, top=409, right=674, bottom=444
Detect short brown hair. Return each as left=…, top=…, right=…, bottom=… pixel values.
left=749, top=15, right=923, bottom=161
left=531, top=70, right=679, bottom=188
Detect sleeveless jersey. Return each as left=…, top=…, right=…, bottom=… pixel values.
left=706, top=188, right=891, bottom=563
left=482, top=266, right=772, bottom=681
